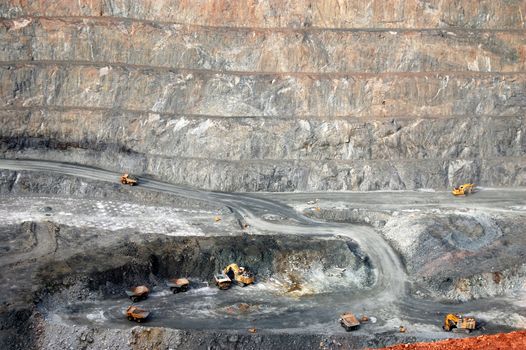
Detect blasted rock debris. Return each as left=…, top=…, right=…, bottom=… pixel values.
left=379, top=330, right=526, bottom=350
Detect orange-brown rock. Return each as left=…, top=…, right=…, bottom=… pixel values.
left=377, top=330, right=526, bottom=350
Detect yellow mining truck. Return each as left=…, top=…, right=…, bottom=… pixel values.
left=339, top=312, right=360, bottom=331
left=223, top=263, right=255, bottom=287
left=452, top=183, right=475, bottom=196
left=443, top=313, right=476, bottom=333
left=120, top=173, right=138, bottom=186
left=126, top=305, right=150, bottom=323
left=167, top=278, right=190, bottom=293
left=214, top=273, right=232, bottom=290
left=125, top=285, right=149, bottom=302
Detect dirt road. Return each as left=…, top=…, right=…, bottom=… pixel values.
left=0, top=159, right=524, bottom=336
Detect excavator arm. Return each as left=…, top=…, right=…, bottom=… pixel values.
left=222, top=264, right=255, bottom=286
left=223, top=263, right=240, bottom=275
left=443, top=314, right=460, bottom=331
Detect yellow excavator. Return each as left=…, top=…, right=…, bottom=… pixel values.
left=223, top=263, right=255, bottom=287
left=452, top=183, right=475, bottom=196
left=443, top=313, right=476, bottom=333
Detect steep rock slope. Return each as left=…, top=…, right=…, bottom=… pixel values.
left=1, top=1, right=525, bottom=191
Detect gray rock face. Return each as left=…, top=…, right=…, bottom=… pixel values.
left=382, top=210, right=526, bottom=300
left=2, top=18, right=526, bottom=73
left=1, top=2, right=525, bottom=191
left=306, top=200, right=526, bottom=301
left=2, top=1, right=525, bottom=29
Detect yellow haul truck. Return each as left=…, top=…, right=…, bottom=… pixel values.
left=214, top=273, right=232, bottom=290
left=167, top=278, right=190, bottom=293
left=339, top=312, right=360, bottom=331
left=126, top=305, right=150, bottom=323
left=120, top=173, right=138, bottom=186
left=125, top=285, right=149, bottom=302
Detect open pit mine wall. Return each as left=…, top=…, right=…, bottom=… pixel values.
left=1, top=1, right=525, bottom=191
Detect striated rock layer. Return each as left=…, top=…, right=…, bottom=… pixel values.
left=1, top=1, right=525, bottom=191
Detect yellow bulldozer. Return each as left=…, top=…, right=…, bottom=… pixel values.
left=120, top=173, right=138, bottom=186
left=452, top=183, right=475, bottom=196
left=443, top=313, right=476, bottom=333
left=223, top=263, right=255, bottom=287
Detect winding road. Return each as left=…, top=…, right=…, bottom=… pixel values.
left=0, top=159, right=523, bottom=334
left=0, top=159, right=407, bottom=296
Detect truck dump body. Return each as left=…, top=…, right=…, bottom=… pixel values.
left=125, top=285, right=149, bottom=301
left=340, top=312, right=360, bottom=331
left=120, top=174, right=138, bottom=186
left=214, top=273, right=232, bottom=290
left=167, top=278, right=189, bottom=293
left=126, top=305, right=150, bottom=322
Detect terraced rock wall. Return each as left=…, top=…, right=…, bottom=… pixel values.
left=1, top=1, right=525, bottom=191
